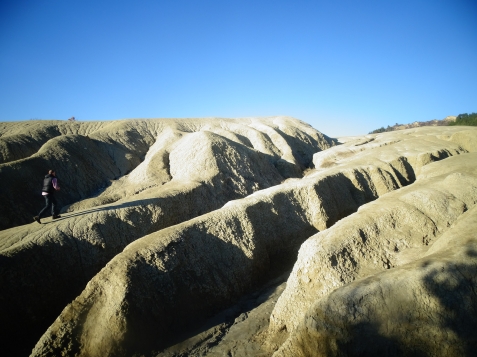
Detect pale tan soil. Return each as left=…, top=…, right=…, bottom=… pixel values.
left=269, top=152, right=477, bottom=338
left=0, top=121, right=476, bottom=357
left=0, top=117, right=332, bottom=230
left=274, top=205, right=477, bottom=357
left=0, top=117, right=333, bottom=357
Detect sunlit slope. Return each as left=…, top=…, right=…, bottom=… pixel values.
left=273, top=159, right=477, bottom=356
left=25, top=126, right=477, bottom=357
left=0, top=117, right=331, bottom=230
left=0, top=116, right=333, bottom=356
left=269, top=153, right=477, bottom=342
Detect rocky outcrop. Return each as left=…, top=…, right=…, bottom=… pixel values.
left=25, top=126, right=477, bottom=356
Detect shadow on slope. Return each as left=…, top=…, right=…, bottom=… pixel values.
left=28, top=164, right=416, bottom=357
left=290, top=246, right=477, bottom=357
left=0, top=134, right=148, bottom=230
left=267, top=151, right=477, bottom=352
left=4, top=125, right=476, bottom=356
left=0, top=132, right=287, bottom=356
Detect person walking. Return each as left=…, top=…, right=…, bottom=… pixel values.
left=33, top=169, right=61, bottom=224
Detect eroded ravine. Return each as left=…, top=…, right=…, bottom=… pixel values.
left=273, top=201, right=477, bottom=357
left=268, top=153, right=477, bottom=350
left=27, top=126, right=477, bottom=357
left=0, top=117, right=332, bottom=357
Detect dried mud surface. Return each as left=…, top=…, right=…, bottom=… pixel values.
left=0, top=119, right=476, bottom=356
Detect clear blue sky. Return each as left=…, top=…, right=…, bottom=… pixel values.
left=1, top=0, right=476, bottom=137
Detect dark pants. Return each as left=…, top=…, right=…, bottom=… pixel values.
left=38, top=194, right=57, bottom=218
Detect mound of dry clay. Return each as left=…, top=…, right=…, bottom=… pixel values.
left=0, top=118, right=476, bottom=356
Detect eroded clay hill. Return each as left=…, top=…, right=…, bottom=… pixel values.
left=0, top=117, right=333, bottom=356
left=0, top=121, right=476, bottom=357
left=0, top=117, right=330, bottom=230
